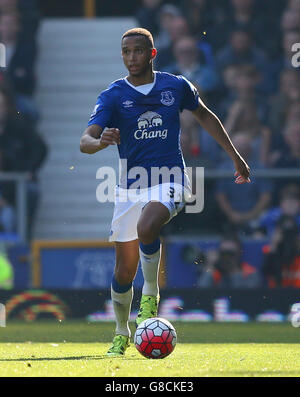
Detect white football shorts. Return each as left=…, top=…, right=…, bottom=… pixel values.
left=109, top=183, right=192, bottom=242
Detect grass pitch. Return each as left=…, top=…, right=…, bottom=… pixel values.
left=0, top=320, right=300, bottom=377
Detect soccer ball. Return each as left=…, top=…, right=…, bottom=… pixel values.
left=134, top=317, right=177, bottom=359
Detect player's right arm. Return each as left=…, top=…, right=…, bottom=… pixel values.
left=81, top=85, right=119, bottom=154
left=80, top=125, right=120, bottom=154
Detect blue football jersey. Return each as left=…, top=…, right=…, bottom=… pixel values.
left=87, top=71, right=199, bottom=188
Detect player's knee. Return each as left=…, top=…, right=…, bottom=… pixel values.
left=114, top=264, right=135, bottom=285
left=137, top=220, right=158, bottom=244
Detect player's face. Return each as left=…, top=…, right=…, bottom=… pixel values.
left=121, top=36, right=153, bottom=76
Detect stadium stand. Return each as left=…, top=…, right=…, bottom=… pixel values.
left=0, top=0, right=299, bottom=288
left=34, top=18, right=135, bottom=239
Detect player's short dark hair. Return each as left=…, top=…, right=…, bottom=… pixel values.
left=122, top=28, right=154, bottom=48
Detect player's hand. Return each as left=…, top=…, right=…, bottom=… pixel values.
left=99, top=128, right=121, bottom=149
left=233, top=156, right=251, bottom=184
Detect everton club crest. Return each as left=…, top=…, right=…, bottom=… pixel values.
left=161, top=91, right=175, bottom=106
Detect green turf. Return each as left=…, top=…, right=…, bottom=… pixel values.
left=0, top=320, right=300, bottom=377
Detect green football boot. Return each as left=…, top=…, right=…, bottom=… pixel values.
left=136, top=294, right=160, bottom=327
left=106, top=334, right=130, bottom=357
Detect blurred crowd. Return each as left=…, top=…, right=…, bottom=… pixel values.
left=0, top=0, right=47, bottom=240
left=0, top=0, right=299, bottom=288
left=195, top=227, right=300, bottom=288
left=136, top=0, right=300, bottom=287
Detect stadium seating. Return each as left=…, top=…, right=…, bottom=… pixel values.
left=34, top=18, right=135, bottom=239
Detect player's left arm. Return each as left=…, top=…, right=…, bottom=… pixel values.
left=191, top=98, right=251, bottom=184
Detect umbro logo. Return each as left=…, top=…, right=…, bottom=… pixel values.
left=89, top=104, right=100, bottom=119
left=123, top=100, right=134, bottom=108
